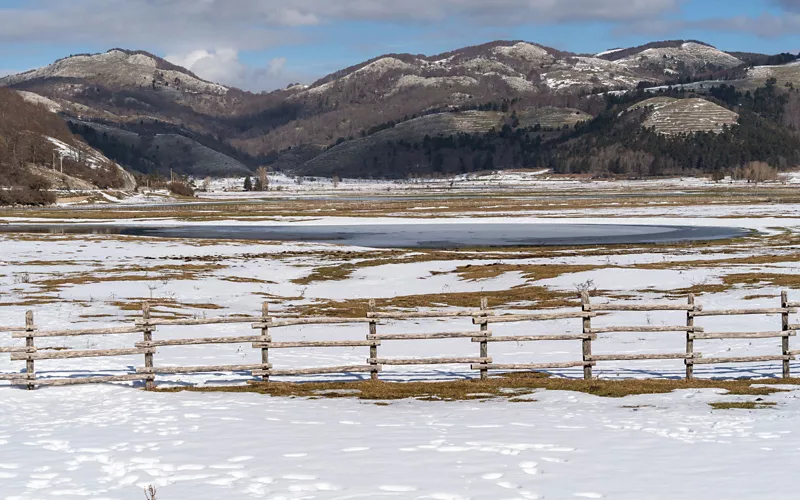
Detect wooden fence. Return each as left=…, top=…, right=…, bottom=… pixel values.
left=1, top=291, right=798, bottom=389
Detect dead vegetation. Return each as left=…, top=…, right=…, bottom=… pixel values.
left=5, top=186, right=800, bottom=220
left=159, top=372, right=798, bottom=402
left=709, top=401, right=777, bottom=410
left=287, top=285, right=577, bottom=317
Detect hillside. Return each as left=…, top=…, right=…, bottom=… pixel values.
left=0, top=88, right=135, bottom=204
left=628, top=97, right=739, bottom=135
left=597, top=41, right=743, bottom=76
left=1, top=39, right=797, bottom=181
left=298, top=108, right=591, bottom=177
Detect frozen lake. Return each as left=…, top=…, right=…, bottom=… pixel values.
left=0, top=223, right=749, bottom=249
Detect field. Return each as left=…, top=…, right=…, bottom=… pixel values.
left=3, top=178, right=800, bottom=498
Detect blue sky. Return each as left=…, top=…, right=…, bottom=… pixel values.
left=1, top=0, right=800, bottom=90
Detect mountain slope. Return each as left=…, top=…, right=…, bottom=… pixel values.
left=0, top=88, right=135, bottom=204
left=1, top=40, right=797, bottom=181
left=628, top=97, right=739, bottom=135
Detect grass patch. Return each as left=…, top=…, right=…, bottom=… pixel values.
left=709, top=401, right=777, bottom=410
left=157, top=373, right=800, bottom=401
left=722, top=273, right=800, bottom=288
left=287, top=285, right=578, bottom=317
left=444, top=263, right=599, bottom=282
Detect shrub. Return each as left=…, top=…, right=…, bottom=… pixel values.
left=167, top=181, right=195, bottom=197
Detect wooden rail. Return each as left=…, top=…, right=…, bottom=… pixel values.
left=2, top=291, right=800, bottom=389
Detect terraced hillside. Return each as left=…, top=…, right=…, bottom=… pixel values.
left=747, top=62, right=800, bottom=88
left=628, top=97, right=739, bottom=135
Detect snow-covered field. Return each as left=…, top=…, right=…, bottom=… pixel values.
left=3, top=195, right=800, bottom=498
left=2, top=385, right=798, bottom=499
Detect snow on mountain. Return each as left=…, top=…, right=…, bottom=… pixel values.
left=0, top=49, right=228, bottom=95
left=492, top=42, right=555, bottom=64
left=614, top=42, right=743, bottom=74
left=47, top=136, right=137, bottom=189
left=393, top=74, right=479, bottom=91
left=628, top=97, right=739, bottom=135
left=351, top=57, right=417, bottom=77
left=596, top=48, right=625, bottom=57
left=16, top=90, right=62, bottom=112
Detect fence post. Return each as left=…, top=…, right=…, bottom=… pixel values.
left=25, top=310, right=35, bottom=390
left=142, top=302, right=155, bottom=390
left=368, top=299, right=379, bottom=381
left=782, top=290, right=790, bottom=379
left=479, top=297, right=489, bottom=380
left=581, top=292, right=592, bottom=380
left=261, top=302, right=270, bottom=382
left=686, top=294, right=695, bottom=380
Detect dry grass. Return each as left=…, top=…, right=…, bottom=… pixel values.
left=709, top=401, right=777, bottom=410
left=288, top=285, right=578, bottom=317
left=721, top=273, right=800, bottom=288
left=32, top=263, right=226, bottom=292
left=444, top=263, right=600, bottom=282
left=7, top=186, right=800, bottom=221
left=159, top=373, right=799, bottom=401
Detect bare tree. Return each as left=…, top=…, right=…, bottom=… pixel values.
left=256, top=166, right=269, bottom=191
left=202, top=176, right=211, bottom=192
left=332, top=175, right=340, bottom=188
left=144, top=485, right=157, bottom=500
left=744, top=161, right=777, bottom=186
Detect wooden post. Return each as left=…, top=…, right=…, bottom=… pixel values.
left=479, top=297, right=489, bottom=380
left=581, top=292, right=592, bottom=380
left=686, top=294, right=695, bottom=380
left=368, top=299, right=378, bottom=381
left=142, top=302, right=155, bottom=390
left=782, top=290, right=790, bottom=379
left=261, top=302, right=270, bottom=382
left=25, top=310, right=35, bottom=390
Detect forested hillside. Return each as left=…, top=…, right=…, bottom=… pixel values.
left=295, top=80, right=800, bottom=179
left=3, top=40, right=800, bottom=182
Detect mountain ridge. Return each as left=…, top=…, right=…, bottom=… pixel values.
left=1, top=39, right=798, bottom=185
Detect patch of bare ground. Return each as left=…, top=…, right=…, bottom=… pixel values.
left=32, top=263, right=227, bottom=292
left=159, top=372, right=799, bottom=401
left=709, top=401, right=777, bottom=410
left=287, top=286, right=578, bottom=317
left=110, top=298, right=224, bottom=314
left=443, top=263, right=601, bottom=281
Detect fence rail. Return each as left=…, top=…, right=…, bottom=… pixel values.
left=1, top=291, right=799, bottom=389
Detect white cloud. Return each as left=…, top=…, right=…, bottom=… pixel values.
left=166, top=50, right=305, bottom=91
left=0, top=0, right=685, bottom=50
left=624, top=11, right=800, bottom=39
left=0, top=0, right=688, bottom=90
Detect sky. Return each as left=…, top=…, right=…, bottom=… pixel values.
left=2, top=0, right=800, bottom=91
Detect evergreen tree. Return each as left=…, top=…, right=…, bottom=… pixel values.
left=243, top=176, right=253, bottom=191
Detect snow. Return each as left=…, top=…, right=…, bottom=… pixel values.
left=492, top=43, right=554, bottom=64
left=16, top=90, right=62, bottom=112
left=4, top=196, right=800, bottom=496
left=351, top=57, right=415, bottom=77
left=501, top=75, right=536, bottom=92
left=394, top=75, right=479, bottom=91
left=615, top=43, right=742, bottom=74
left=1, top=384, right=798, bottom=498
left=596, top=48, right=625, bottom=57
left=1, top=50, right=228, bottom=96
left=47, top=137, right=110, bottom=170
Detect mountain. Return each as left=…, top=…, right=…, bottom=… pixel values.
left=595, top=41, right=744, bottom=75
left=1, top=40, right=798, bottom=184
